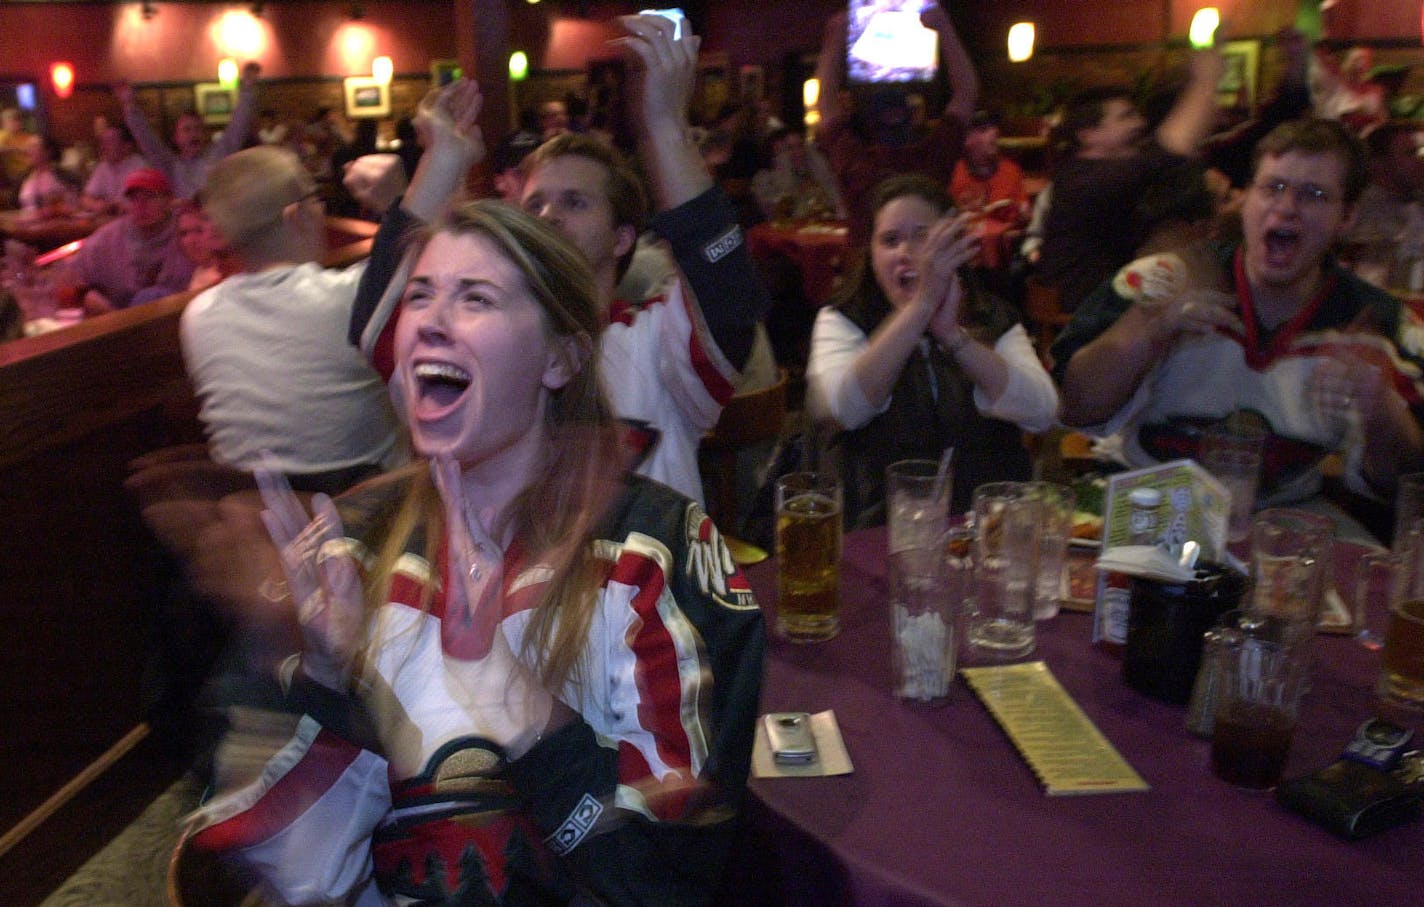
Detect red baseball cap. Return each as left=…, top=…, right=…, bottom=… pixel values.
left=123, top=167, right=172, bottom=196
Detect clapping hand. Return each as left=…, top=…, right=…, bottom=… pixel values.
left=256, top=467, right=364, bottom=690
left=916, top=212, right=980, bottom=341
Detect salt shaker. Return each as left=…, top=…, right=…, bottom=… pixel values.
left=1185, top=626, right=1226, bottom=737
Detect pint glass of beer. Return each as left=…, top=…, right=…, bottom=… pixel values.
left=775, top=472, right=843, bottom=642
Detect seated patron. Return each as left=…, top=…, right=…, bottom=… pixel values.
left=188, top=198, right=765, bottom=906
left=949, top=109, right=1028, bottom=229
left=17, top=135, right=73, bottom=213
left=1052, top=119, right=1424, bottom=509
left=806, top=174, right=1058, bottom=523
left=81, top=124, right=148, bottom=215
left=1341, top=122, right=1424, bottom=289
left=70, top=168, right=194, bottom=313
left=181, top=146, right=402, bottom=486
left=750, top=125, right=846, bottom=221
left=1036, top=38, right=1224, bottom=312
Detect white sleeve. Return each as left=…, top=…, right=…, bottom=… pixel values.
left=972, top=323, right=1060, bottom=433
left=653, top=277, right=738, bottom=433
left=805, top=307, right=886, bottom=430
left=188, top=715, right=392, bottom=905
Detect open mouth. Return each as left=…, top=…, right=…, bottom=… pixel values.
left=412, top=360, right=472, bottom=416
left=1262, top=227, right=1301, bottom=269
left=896, top=268, right=918, bottom=294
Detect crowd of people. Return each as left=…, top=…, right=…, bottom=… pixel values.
left=7, top=1, right=1424, bottom=903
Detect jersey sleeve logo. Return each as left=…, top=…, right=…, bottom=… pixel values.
left=683, top=503, right=758, bottom=611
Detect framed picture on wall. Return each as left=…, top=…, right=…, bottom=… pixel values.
left=1217, top=40, right=1260, bottom=111
left=431, top=60, right=462, bottom=89
left=343, top=76, right=391, bottom=119
left=194, top=82, right=235, bottom=126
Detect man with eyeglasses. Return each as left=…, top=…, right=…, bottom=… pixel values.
left=1052, top=118, right=1424, bottom=514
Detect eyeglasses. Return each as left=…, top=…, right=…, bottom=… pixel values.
left=1252, top=179, right=1336, bottom=207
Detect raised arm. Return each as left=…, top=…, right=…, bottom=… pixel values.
left=813, top=11, right=849, bottom=128
left=211, top=62, right=262, bottom=158
left=348, top=80, right=484, bottom=357
left=618, top=12, right=770, bottom=371
left=1155, top=38, right=1225, bottom=157
left=116, top=81, right=177, bottom=173
left=616, top=12, right=710, bottom=212
left=921, top=2, right=979, bottom=123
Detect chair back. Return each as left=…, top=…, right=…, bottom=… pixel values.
left=1024, top=276, right=1070, bottom=364
left=701, top=369, right=789, bottom=533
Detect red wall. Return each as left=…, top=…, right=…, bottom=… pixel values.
left=0, top=1, right=457, bottom=86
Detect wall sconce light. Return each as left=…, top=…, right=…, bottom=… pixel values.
left=141, top=1, right=157, bottom=20
left=1008, top=22, right=1036, bottom=63
left=509, top=51, right=529, bottom=82
left=372, top=55, right=393, bottom=84
left=803, top=77, right=820, bottom=111
left=50, top=62, right=76, bottom=99
left=218, top=58, right=240, bottom=88
left=1189, top=7, right=1220, bottom=49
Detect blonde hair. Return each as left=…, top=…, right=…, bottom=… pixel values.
left=202, top=146, right=314, bottom=259
left=362, top=200, right=624, bottom=691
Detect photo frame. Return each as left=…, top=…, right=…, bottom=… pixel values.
left=1217, top=40, right=1260, bottom=111
left=343, top=76, right=390, bottom=120
left=193, top=82, right=235, bottom=126
left=431, top=59, right=462, bottom=89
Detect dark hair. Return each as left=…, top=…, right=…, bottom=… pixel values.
left=1056, top=86, right=1136, bottom=154
left=1252, top=118, right=1369, bottom=205
left=833, top=174, right=1009, bottom=340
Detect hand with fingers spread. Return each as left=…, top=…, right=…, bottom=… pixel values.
left=429, top=456, right=505, bottom=661
left=255, top=468, right=365, bottom=690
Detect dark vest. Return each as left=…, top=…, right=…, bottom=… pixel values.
left=833, top=290, right=1031, bottom=529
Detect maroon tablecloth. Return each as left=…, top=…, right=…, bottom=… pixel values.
left=726, top=528, right=1424, bottom=907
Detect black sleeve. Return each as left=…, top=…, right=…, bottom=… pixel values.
left=349, top=199, right=422, bottom=347
left=648, top=186, right=771, bottom=371
left=1204, top=78, right=1311, bottom=188
left=284, top=668, right=382, bottom=754
left=1048, top=279, right=1134, bottom=386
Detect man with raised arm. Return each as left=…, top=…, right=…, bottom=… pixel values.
left=347, top=12, right=769, bottom=506
left=1052, top=118, right=1424, bottom=513
left=1037, top=39, right=1224, bottom=312
left=117, top=62, right=261, bottom=199
left=813, top=1, right=979, bottom=245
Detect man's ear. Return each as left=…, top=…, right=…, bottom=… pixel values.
left=613, top=223, right=637, bottom=261
left=543, top=331, right=592, bottom=391
left=1336, top=201, right=1360, bottom=237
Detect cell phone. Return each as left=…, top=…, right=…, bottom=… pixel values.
left=846, top=1, right=939, bottom=85
left=763, top=712, right=818, bottom=765
left=639, top=7, right=685, bottom=40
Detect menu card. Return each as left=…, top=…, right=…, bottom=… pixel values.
left=961, top=662, right=1149, bottom=796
